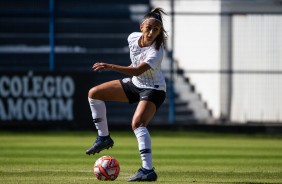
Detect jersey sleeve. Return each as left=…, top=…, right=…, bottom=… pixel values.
left=128, top=32, right=140, bottom=46
left=143, top=47, right=163, bottom=70
left=127, top=33, right=134, bottom=45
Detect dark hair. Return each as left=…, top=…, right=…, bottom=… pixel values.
left=143, top=7, right=168, bottom=50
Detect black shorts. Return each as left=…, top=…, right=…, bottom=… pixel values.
left=119, top=78, right=166, bottom=110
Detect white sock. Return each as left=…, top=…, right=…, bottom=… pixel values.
left=134, top=127, right=152, bottom=170
left=88, top=97, right=109, bottom=136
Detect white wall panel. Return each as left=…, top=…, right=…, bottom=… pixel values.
left=231, top=15, right=282, bottom=122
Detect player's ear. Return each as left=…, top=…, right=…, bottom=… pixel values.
left=140, top=24, right=143, bottom=32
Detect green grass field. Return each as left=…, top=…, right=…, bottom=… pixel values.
left=0, top=131, right=281, bottom=184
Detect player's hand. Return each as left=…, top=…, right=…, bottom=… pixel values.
left=92, top=62, right=112, bottom=72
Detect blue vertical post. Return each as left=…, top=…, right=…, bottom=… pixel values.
left=169, top=53, right=175, bottom=124
left=169, top=0, right=175, bottom=124
left=49, top=0, right=55, bottom=71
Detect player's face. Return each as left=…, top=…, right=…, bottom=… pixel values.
left=140, top=19, right=162, bottom=45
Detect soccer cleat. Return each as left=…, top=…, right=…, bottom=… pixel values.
left=86, top=135, right=114, bottom=155
left=128, top=167, right=157, bottom=182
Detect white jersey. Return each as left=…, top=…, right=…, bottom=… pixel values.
left=128, top=32, right=166, bottom=92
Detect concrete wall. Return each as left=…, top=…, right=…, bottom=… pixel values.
left=151, top=0, right=282, bottom=123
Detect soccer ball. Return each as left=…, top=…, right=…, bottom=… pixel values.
left=93, top=156, right=120, bottom=181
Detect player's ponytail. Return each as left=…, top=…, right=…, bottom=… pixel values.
left=142, top=7, right=168, bottom=50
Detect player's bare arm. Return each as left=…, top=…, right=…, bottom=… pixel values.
left=92, top=62, right=151, bottom=76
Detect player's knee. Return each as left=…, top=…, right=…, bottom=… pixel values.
left=88, top=87, right=100, bottom=99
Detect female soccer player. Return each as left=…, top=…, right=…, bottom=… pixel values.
left=86, top=7, right=167, bottom=182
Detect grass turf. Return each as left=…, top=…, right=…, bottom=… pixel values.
left=0, top=131, right=281, bottom=184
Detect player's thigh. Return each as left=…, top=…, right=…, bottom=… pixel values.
left=88, top=80, right=128, bottom=102
left=132, top=100, right=156, bottom=129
